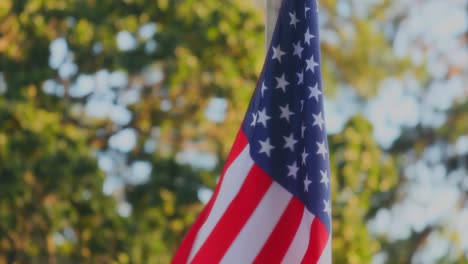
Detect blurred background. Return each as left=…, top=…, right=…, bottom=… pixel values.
left=0, top=0, right=466, bottom=263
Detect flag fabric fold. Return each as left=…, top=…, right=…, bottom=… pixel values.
left=172, top=0, right=331, bottom=263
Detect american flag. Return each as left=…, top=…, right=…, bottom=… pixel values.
left=172, top=0, right=331, bottom=263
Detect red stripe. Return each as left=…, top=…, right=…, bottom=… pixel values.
left=221, top=130, right=248, bottom=176
left=171, top=130, right=248, bottom=263
left=253, top=197, right=305, bottom=264
left=301, top=217, right=330, bottom=264
left=190, top=164, right=273, bottom=264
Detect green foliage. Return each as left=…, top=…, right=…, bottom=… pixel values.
left=329, top=116, right=398, bottom=263
left=319, top=0, right=424, bottom=98
left=0, top=96, right=128, bottom=262
left=1, top=0, right=265, bottom=262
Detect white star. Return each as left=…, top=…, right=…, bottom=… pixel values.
left=250, top=112, right=257, bottom=127
left=305, top=3, right=311, bottom=17
left=289, top=12, right=300, bottom=28
left=279, top=104, right=294, bottom=122
left=257, top=108, right=271, bottom=128
left=275, top=73, right=290, bottom=92
left=261, top=81, right=268, bottom=97
left=323, top=199, right=331, bottom=218
left=300, top=100, right=305, bottom=111
left=304, top=174, right=312, bottom=192
left=312, top=111, right=325, bottom=130
left=316, top=0, right=319, bottom=13
left=306, top=55, right=319, bottom=73
left=320, top=170, right=330, bottom=189
left=259, top=138, right=275, bottom=157
left=272, top=44, right=286, bottom=62
left=316, top=141, right=328, bottom=159
left=287, top=161, right=299, bottom=179
left=301, top=148, right=309, bottom=165
left=308, top=83, right=322, bottom=101
left=301, top=123, right=307, bottom=137
left=283, top=133, right=298, bottom=151
left=304, top=29, right=315, bottom=45
left=297, top=70, right=304, bottom=85
left=293, top=41, right=304, bottom=58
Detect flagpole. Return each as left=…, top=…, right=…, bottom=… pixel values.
left=266, top=0, right=282, bottom=48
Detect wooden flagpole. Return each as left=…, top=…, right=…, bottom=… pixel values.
left=266, top=0, right=282, bottom=48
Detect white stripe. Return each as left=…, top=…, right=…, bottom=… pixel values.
left=317, top=236, right=331, bottom=264
left=281, top=209, right=315, bottom=263
left=220, top=183, right=293, bottom=264
left=188, top=145, right=254, bottom=262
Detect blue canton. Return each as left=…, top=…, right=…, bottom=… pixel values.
left=241, top=0, right=331, bottom=233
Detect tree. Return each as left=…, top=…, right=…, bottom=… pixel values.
left=1, top=0, right=264, bottom=262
